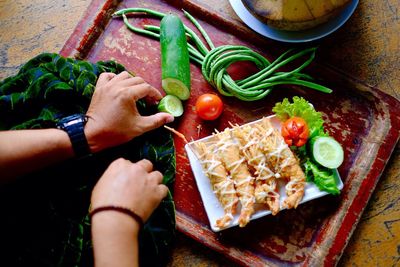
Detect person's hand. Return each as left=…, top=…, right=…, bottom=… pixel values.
left=85, top=71, right=174, bottom=153
left=91, top=158, right=167, bottom=266
left=91, top=158, right=168, bottom=222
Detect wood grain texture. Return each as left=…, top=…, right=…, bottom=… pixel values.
left=0, top=0, right=399, bottom=266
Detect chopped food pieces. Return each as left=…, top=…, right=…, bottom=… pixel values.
left=164, top=125, right=188, bottom=143
left=233, top=121, right=280, bottom=215
left=216, top=129, right=255, bottom=227
left=193, top=117, right=306, bottom=229
left=195, top=142, right=239, bottom=228
left=258, top=119, right=306, bottom=209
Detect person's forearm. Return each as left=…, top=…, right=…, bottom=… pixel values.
left=0, top=129, right=74, bottom=183
left=92, top=211, right=140, bottom=267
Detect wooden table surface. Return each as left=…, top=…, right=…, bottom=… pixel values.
left=0, top=0, right=399, bottom=266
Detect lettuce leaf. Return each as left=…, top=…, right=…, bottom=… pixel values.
left=304, top=158, right=340, bottom=195
left=272, top=96, right=327, bottom=138
left=276, top=98, right=341, bottom=195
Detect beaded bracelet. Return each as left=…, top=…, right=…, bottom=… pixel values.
left=89, top=205, right=144, bottom=228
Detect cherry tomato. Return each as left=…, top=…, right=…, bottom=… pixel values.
left=195, top=94, right=224, bottom=120
left=281, top=117, right=309, bottom=147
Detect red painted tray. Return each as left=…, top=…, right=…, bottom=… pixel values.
left=61, top=0, right=400, bottom=266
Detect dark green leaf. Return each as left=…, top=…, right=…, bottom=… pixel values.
left=55, top=56, right=67, bottom=72
left=72, top=63, right=81, bottom=79
left=25, top=73, right=55, bottom=100
left=76, top=71, right=97, bottom=93
left=77, top=61, right=94, bottom=72
left=44, top=82, right=72, bottom=99
left=83, top=84, right=95, bottom=97
left=60, top=65, right=72, bottom=82
left=43, top=62, right=57, bottom=73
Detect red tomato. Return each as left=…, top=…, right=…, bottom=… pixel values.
left=195, top=94, right=224, bottom=120
left=281, top=117, right=309, bottom=147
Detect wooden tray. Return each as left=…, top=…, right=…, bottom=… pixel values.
left=60, top=0, right=400, bottom=266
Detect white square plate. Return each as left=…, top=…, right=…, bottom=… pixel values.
left=184, top=115, right=344, bottom=232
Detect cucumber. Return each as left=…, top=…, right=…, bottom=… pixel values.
left=311, top=136, right=344, bottom=169
left=158, top=95, right=184, bottom=117
left=160, top=14, right=191, bottom=100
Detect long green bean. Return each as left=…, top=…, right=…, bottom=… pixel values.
left=113, top=8, right=332, bottom=101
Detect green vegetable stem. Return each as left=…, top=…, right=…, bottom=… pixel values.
left=113, top=8, right=332, bottom=102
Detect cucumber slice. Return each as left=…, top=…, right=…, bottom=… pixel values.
left=158, top=95, right=184, bottom=117
left=160, top=14, right=191, bottom=100
left=162, top=78, right=190, bottom=100
left=311, top=136, right=344, bottom=169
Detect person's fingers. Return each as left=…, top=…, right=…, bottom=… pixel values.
left=118, top=76, right=145, bottom=88
left=111, top=71, right=132, bottom=83
left=96, top=72, right=116, bottom=86
left=158, top=184, right=169, bottom=199
left=137, top=113, right=174, bottom=133
left=127, top=83, right=163, bottom=101
left=136, top=159, right=153, bottom=172
left=148, top=171, right=163, bottom=184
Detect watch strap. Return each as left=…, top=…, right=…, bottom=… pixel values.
left=57, top=114, right=91, bottom=158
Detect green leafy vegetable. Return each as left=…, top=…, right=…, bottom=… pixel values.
left=274, top=97, right=342, bottom=195
left=304, top=159, right=340, bottom=195
left=272, top=96, right=327, bottom=139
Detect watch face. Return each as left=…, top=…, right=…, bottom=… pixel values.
left=59, top=114, right=87, bottom=128
left=64, top=118, right=84, bottom=127
left=57, top=114, right=90, bottom=158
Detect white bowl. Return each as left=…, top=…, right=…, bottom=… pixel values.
left=229, top=0, right=359, bottom=43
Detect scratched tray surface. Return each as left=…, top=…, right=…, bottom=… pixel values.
left=60, top=0, right=400, bottom=266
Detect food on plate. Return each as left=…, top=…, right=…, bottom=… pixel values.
left=194, top=117, right=307, bottom=228
left=256, top=119, right=306, bottom=209
left=195, top=93, right=224, bottom=120
left=241, top=0, right=351, bottom=31
left=160, top=14, right=191, bottom=100
left=232, top=121, right=280, bottom=215
left=281, top=116, right=309, bottom=147
left=215, top=129, right=256, bottom=227
left=158, top=95, right=184, bottom=117
left=273, top=96, right=343, bottom=195
left=190, top=97, right=345, bottom=229
left=310, top=136, right=344, bottom=169
left=195, top=142, right=239, bottom=228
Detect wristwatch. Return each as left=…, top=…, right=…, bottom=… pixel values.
left=56, top=114, right=91, bottom=158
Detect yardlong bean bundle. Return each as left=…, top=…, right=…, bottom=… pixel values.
left=113, top=8, right=332, bottom=101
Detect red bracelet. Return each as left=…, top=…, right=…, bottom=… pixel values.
left=89, top=205, right=144, bottom=228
